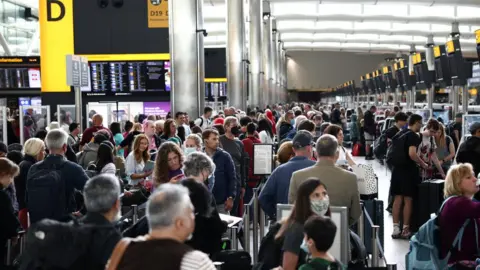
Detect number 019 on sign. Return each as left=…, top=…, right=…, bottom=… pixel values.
left=148, top=0, right=168, bottom=28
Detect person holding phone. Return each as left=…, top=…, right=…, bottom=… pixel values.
left=125, top=134, right=152, bottom=186
left=153, top=141, right=185, bottom=186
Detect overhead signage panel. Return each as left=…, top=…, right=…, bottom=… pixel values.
left=148, top=0, right=169, bottom=28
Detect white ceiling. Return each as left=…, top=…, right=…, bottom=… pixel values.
left=1, top=0, right=480, bottom=56
left=203, top=0, right=480, bottom=55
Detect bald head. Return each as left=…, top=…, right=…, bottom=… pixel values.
left=92, top=114, right=103, bottom=126
left=316, top=134, right=338, bottom=158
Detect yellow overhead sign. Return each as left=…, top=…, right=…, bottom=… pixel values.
left=40, top=0, right=75, bottom=92
left=147, top=0, right=169, bottom=28
left=400, top=60, right=405, bottom=69
left=446, top=40, right=455, bottom=54
left=382, top=66, right=389, bottom=74
left=366, top=73, right=371, bottom=79
left=475, top=29, right=480, bottom=45
left=434, top=46, right=441, bottom=58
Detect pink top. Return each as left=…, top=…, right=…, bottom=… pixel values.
left=439, top=196, right=480, bottom=263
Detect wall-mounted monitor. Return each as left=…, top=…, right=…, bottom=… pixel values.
left=0, top=57, right=41, bottom=90
left=83, top=60, right=170, bottom=92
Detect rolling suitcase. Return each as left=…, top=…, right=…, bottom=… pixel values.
left=362, top=199, right=384, bottom=255
left=414, top=179, right=445, bottom=231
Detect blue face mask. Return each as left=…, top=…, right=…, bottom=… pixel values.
left=184, top=147, right=197, bottom=156
left=291, top=119, right=295, bottom=126
left=300, top=239, right=310, bottom=254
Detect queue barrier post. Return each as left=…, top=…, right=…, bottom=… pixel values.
left=371, top=225, right=380, bottom=267
left=6, top=239, right=11, bottom=265
left=252, top=188, right=259, bottom=264
left=358, top=202, right=365, bottom=244
left=132, top=205, right=138, bottom=224
left=231, top=226, right=238, bottom=250
left=244, top=204, right=251, bottom=255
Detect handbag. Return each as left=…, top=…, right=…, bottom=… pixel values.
left=352, top=164, right=378, bottom=196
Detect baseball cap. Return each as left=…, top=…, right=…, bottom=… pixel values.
left=470, top=122, right=480, bottom=134
left=292, top=130, right=314, bottom=149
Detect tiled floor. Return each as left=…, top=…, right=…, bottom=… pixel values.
left=352, top=156, right=409, bottom=270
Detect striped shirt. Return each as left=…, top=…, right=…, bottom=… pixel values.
left=180, top=250, right=216, bottom=270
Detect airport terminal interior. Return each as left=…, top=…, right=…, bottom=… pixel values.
left=2, top=0, right=480, bottom=269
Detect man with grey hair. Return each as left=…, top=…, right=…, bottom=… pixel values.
left=27, top=129, right=89, bottom=224
left=81, top=174, right=122, bottom=268
left=113, top=184, right=216, bottom=270
left=219, top=116, right=247, bottom=217
left=183, top=152, right=216, bottom=191
left=288, top=134, right=361, bottom=225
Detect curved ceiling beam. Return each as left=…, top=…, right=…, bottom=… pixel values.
left=268, top=0, right=480, bottom=5
left=274, top=15, right=480, bottom=25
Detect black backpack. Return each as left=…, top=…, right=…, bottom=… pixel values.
left=254, top=223, right=283, bottom=270
left=211, top=250, right=252, bottom=270
left=386, top=130, right=412, bottom=167
left=27, top=161, right=69, bottom=224
left=19, top=219, right=103, bottom=270
left=373, top=131, right=388, bottom=159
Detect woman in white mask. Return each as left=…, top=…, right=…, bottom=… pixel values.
left=275, top=178, right=330, bottom=270
left=184, top=134, right=203, bottom=156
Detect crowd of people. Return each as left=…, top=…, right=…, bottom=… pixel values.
left=2, top=101, right=480, bottom=269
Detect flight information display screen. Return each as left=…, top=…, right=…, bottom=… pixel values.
left=86, top=60, right=170, bottom=92
left=0, top=68, right=41, bottom=89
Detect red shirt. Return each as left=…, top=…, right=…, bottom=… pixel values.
left=80, top=126, right=114, bottom=146
left=242, top=135, right=262, bottom=187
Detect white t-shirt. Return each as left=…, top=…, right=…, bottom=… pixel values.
left=259, top=130, right=274, bottom=144
left=194, top=116, right=211, bottom=130
left=336, top=146, right=348, bottom=166
left=125, top=152, right=145, bottom=185
left=417, top=134, right=436, bottom=164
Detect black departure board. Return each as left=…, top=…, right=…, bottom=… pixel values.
left=86, top=60, right=169, bottom=92
left=0, top=57, right=41, bottom=90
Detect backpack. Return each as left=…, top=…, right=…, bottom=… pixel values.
left=19, top=219, right=102, bottom=270
left=196, top=117, right=204, bottom=128
left=386, top=130, right=412, bottom=167
left=27, top=161, right=68, bottom=224
left=446, top=122, right=456, bottom=139
left=211, top=250, right=252, bottom=270
left=405, top=196, right=479, bottom=270
left=373, top=131, right=388, bottom=159
left=254, top=222, right=283, bottom=270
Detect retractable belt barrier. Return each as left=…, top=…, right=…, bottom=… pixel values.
left=5, top=230, right=26, bottom=266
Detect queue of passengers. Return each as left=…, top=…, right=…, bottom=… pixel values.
left=2, top=102, right=480, bottom=269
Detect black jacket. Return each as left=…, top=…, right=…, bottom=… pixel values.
left=456, top=136, right=480, bottom=176
left=81, top=212, right=122, bottom=268
left=14, top=155, right=37, bottom=210
left=0, top=189, right=20, bottom=259
left=279, top=122, right=293, bottom=141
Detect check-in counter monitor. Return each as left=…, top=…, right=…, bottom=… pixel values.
left=373, top=70, right=386, bottom=93
left=446, top=39, right=472, bottom=86
left=366, top=73, right=375, bottom=93
left=434, top=45, right=452, bottom=87
left=383, top=66, right=397, bottom=90
left=413, top=52, right=435, bottom=89
left=360, top=76, right=368, bottom=94
left=394, top=63, right=405, bottom=92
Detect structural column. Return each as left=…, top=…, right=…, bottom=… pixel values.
left=227, top=0, right=246, bottom=110
left=425, top=35, right=435, bottom=110
left=281, top=48, right=287, bottom=101
left=249, top=0, right=263, bottom=108
left=169, top=0, right=205, bottom=117
left=272, top=31, right=280, bottom=104
left=276, top=39, right=282, bottom=104
left=263, top=15, right=273, bottom=108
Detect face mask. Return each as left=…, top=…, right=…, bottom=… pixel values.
left=184, top=147, right=197, bottom=156
left=291, top=119, right=295, bottom=126
left=300, top=239, right=310, bottom=253
left=231, top=126, right=241, bottom=136
left=311, top=198, right=329, bottom=216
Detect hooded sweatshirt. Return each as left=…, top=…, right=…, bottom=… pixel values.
left=77, top=142, right=100, bottom=169
left=456, top=136, right=480, bottom=176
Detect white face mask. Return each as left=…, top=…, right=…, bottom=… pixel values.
left=310, top=197, right=329, bottom=216
left=184, top=147, right=197, bottom=156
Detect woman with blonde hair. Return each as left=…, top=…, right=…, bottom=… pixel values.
left=275, top=141, right=295, bottom=166
left=153, top=141, right=185, bottom=186
left=125, top=134, right=151, bottom=186
left=15, top=138, right=45, bottom=229
left=434, top=124, right=455, bottom=175
left=439, top=163, right=480, bottom=265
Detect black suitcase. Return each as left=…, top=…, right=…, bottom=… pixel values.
left=414, top=179, right=445, bottom=231
left=362, top=199, right=384, bottom=255
left=211, top=250, right=252, bottom=270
